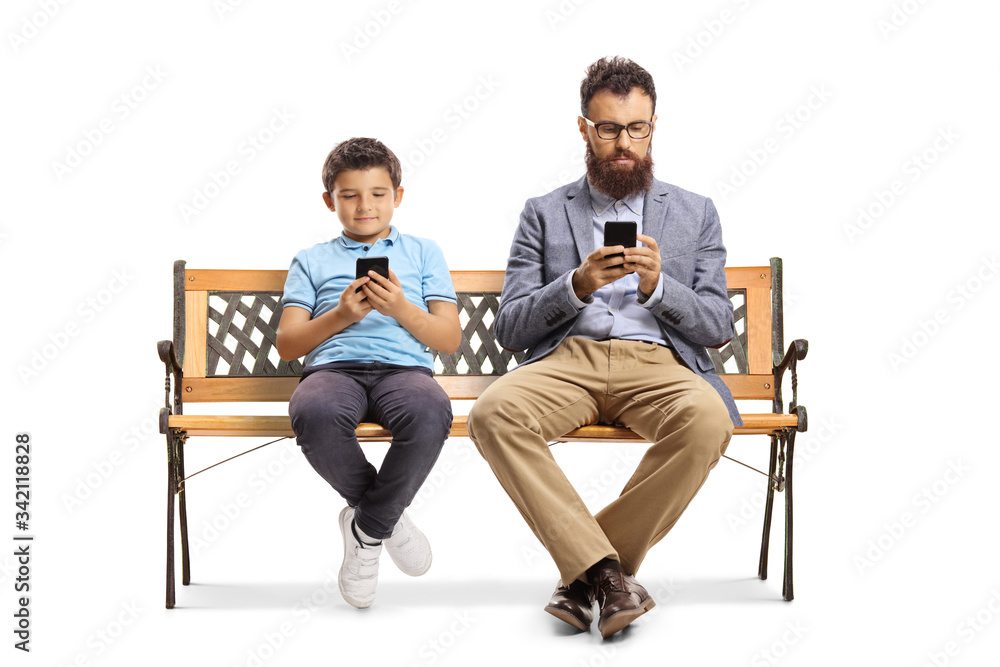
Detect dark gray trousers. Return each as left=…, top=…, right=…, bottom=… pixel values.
left=289, top=362, right=451, bottom=539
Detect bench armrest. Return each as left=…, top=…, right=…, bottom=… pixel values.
left=773, top=339, right=808, bottom=432
left=157, top=340, right=183, bottom=433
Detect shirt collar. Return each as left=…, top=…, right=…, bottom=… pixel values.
left=337, top=226, right=399, bottom=249
left=587, top=179, right=644, bottom=217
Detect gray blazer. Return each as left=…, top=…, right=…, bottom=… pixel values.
left=495, top=175, right=742, bottom=426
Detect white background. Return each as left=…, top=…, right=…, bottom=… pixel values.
left=2, top=0, right=999, bottom=665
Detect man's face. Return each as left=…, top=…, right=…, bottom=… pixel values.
left=321, top=167, right=403, bottom=244
left=579, top=87, right=657, bottom=200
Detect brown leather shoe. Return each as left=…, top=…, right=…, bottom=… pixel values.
left=544, top=579, right=595, bottom=631
left=595, top=569, right=656, bottom=638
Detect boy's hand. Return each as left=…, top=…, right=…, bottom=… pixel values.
left=338, top=277, right=374, bottom=323
left=362, top=268, right=408, bottom=318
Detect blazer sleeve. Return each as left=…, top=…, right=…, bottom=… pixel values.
left=492, top=199, right=582, bottom=352
left=646, top=197, right=735, bottom=347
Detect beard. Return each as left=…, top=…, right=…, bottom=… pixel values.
left=585, top=141, right=654, bottom=201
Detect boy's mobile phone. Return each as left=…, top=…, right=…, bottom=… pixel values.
left=355, top=256, right=389, bottom=292
left=603, top=221, right=637, bottom=266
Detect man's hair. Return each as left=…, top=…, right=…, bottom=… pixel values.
left=321, top=137, right=402, bottom=192
left=580, top=56, right=656, bottom=118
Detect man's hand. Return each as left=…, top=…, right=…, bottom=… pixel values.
left=624, top=233, right=662, bottom=297
left=361, top=268, right=408, bottom=318
left=572, top=245, right=632, bottom=299
left=338, top=276, right=375, bottom=323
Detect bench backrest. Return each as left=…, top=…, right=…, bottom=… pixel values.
left=170, top=259, right=786, bottom=405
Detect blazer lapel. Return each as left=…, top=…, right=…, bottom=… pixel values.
left=641, top=179, right=671, bottom=241
left=565, top=175, right=594, bottom=262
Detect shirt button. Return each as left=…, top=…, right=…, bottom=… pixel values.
left=363, top=246, right=369, bottom=251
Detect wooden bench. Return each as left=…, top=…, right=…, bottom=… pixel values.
left=157, top=258, right=807, bottom=609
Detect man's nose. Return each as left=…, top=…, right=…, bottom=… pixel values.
left=615, top=129, right=633, bottom=151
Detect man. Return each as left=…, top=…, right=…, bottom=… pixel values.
left=466, top=56, right=741, bottom=639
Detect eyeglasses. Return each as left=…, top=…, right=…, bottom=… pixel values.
left=583, top=117, right=653, bottom=140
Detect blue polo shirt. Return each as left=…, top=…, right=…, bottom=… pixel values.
left=281, top=227, right=456, bottom=369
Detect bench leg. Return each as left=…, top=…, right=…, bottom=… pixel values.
left=782, top=430, right=795, bottom=601
left=176, top=435, right=191, bottom=586
left=757, top=434, right=779, bottom=580
left=165, top=432, right=177, bottom=609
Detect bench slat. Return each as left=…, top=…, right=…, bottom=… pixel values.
left=167, top=413, right=797, bottom=439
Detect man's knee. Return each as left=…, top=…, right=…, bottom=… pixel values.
left=662, top=387, right=733, bottom=455
left=467, top=383, right=526, bottom=443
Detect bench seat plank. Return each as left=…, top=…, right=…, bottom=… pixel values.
left=167, top=413, right=798, bottom=440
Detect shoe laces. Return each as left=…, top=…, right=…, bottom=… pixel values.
left=598, top=569, right=625, bottom=599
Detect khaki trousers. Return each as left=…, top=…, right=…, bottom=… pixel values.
left=467, top=337, right=734, bottom=586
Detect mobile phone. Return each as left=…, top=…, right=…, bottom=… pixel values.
left=355, top=256, right=389, bottom=293
left=603, top=221, right=637, bottom=267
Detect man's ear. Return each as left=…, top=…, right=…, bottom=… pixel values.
left=578, top=116, right=588, bottom=142
left=322, top=191, right=334, bottom=211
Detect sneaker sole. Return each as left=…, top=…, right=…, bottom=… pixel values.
left=338, top=507, right=375, bottom=609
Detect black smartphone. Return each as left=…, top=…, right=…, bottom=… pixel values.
left=355, top=256, right=389, bottom=293
left=603, top=221, right=637, bottom=267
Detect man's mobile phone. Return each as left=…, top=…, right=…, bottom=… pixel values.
left=603, top=221, right=637, bottom=267
left=355, top=256, right=389, bottom=292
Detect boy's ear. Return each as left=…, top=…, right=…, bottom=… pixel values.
left=322, top=191, right=335, bottom=211
left=394, top=186, right=404, bottom=207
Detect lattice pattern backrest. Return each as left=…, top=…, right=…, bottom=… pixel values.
left=707, top=289, right=748, bottom=374
left=204, top=290, right=522, bottom=378
left=203, top=288, right=740, bottom=378
left=434, top=293, right=525, bottom=375
left=207, top=292, right=304, bottom=377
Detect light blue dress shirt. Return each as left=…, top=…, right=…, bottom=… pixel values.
left=565, top=181, right=667, bottom=345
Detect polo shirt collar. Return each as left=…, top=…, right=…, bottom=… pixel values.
left=337, top=226, right=399, bottom=249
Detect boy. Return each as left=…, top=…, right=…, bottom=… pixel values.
left=276, top=137, right=461, bottom=609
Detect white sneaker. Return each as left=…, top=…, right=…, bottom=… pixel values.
left=383, top=510, right=432, bottom=576
left=338, top=506, right=381, bottom=608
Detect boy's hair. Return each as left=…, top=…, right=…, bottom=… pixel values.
left=321, top=137, right=402, bottom=192
left=580, top=56, right=657, bottom=118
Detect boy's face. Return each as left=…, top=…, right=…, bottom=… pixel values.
left=322, top=167, right=403, bottom=244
